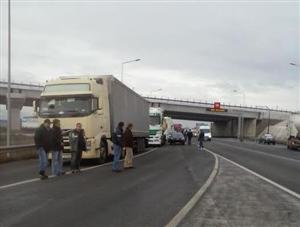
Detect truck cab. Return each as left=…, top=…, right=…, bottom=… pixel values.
left=148, top=108, right=165, bottom=146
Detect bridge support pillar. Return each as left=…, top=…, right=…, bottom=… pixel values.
left=7, top=93, right=25, bottom=131
left=243, top=118, right=257, bottom=139
left=237, top=115, right=244, bottom=141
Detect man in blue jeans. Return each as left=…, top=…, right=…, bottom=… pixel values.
left=34, top=119, right=52, bottom=180
left=112, top=122, right=124, bottom=172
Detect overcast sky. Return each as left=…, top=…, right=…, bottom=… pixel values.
left=1, top=0, right=299, bottom=112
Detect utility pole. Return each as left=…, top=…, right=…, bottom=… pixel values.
left=7, top=0, right=11, bottom=146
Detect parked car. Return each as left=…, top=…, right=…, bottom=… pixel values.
left=168, top=131, right=185, bottom=145
left=258, top=133, right=276, bottom=145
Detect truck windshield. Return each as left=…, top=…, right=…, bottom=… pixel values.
left=39, top=96, right=93, bottom=117
left=150, top=115, right=161, bottom=125
left=201, top=129, right=210, bottom=133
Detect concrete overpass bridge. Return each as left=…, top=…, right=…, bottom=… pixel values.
left=0, top=81, right=296, bottom=139
left=146, top=97, right=295, bottom=139
left=0, top=81, right=43, bottom=130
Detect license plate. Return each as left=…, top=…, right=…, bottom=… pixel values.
left=62, top=153, right=72, bottom=159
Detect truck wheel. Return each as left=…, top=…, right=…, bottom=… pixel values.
left=97, top=148, right=107, bottom=164
left=136, top=138, right=146, bottom=154
left=98, top=136, right=108, bottom=164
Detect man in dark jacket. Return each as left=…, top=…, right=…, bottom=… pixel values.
left=198, top=130, right=205, bottom=151
left=51, top=119, right=64, bottom=176
left=123, top=123, right=134, bottom=169
left=69, top=123, right=86, bottom=173
left=34, top=119, right=52, bottom=179
left=112, top=121, right=124, bottom=172
left=187, top=129, right=193, bottom=145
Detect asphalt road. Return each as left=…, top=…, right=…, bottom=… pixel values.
left=205, top=138, right=300, bottom=194
left=0, top=144, right=215, bottom=227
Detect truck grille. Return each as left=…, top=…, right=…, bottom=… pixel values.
left=62, top=129, right=71, bottom=153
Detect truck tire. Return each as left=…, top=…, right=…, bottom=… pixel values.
left=97, top=149, right=107, bottom=164
left=137, top=138, right=146, bottom=154
left=98, top=136, right=108, bottom=164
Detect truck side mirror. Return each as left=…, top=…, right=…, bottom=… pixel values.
left=33, top=100, right=39, bottom=116
left=33, top=100, right=36, bottom=112
left=98, top=97, right=103, bottom=110
left=33, top=100, right=39, bottom=112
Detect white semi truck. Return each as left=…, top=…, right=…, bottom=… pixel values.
left=148, top=107, right=165, bottom=146
left=34, top=75, right=149, bottom=163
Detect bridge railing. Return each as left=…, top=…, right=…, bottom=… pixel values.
left=145, top=96, right=296, bottom=113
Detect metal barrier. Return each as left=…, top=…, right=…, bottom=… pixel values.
left=0, top=144, right=36, bottom=163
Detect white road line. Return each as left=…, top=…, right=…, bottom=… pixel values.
left=165, top=149, right=219, bottom=227
left=0, top=148, right=158, bottom=191
left=206, top=148, right=300, bottom=200
left=214, top=140, right=300, bottom=163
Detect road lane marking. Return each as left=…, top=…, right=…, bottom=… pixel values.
left=213, top=140, right=300, bottom=163
left=165, top=149, right=219, bottom=227
left=206, top=148, right=300, bottom=200
left=0, top=148, right=158, bottom=191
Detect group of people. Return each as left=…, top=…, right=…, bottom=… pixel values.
left=184, top=129, right=205, bottom=150
left=34, top=119, right=86, bottom=179
left=34, top=119, right=135, bottom=179
left=111, top=121, right=135, bottom=172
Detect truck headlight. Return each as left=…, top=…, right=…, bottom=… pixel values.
left=86, top=140, right=92, bottom=150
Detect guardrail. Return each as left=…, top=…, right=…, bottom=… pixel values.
left=0, top=144, right=36, bottom=163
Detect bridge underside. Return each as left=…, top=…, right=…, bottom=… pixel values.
left=164, top=110, right=257, bottom=139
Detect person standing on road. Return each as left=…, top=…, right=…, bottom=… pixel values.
left=198, top=129, right=205, bottom=150
left=34, top=119, right=52, bottom=180
left=69, top=123, right=87, bottom=173
left=123, top=123, right=134, bottom=169
left=187, top=129, right=193, bottom=145
left=51, top=119, right=65, bottom=176
left=183, top=129, right=188, bottom=142
left=112, top=121, right=124, bottom=172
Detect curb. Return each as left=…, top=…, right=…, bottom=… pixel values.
left=165, top=148, right=219, bottom=227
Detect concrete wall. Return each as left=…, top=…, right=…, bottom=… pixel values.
left=256, top=119, right=283, bottom=136
left=0, top=145, right=37, bottom=163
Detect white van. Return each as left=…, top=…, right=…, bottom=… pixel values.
left=199, top=125, right=212, bottom=141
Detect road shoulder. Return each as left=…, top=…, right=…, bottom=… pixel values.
left=179, top=156, right=300, bottom=227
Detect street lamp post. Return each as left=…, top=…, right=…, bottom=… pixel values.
left=233, top=89, right=246, bottom=106
left=290, top=62, right=299, bottom=67
left=7, top=0, right=11, bottom=146
left=121, top=58, right=141, bottom=83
